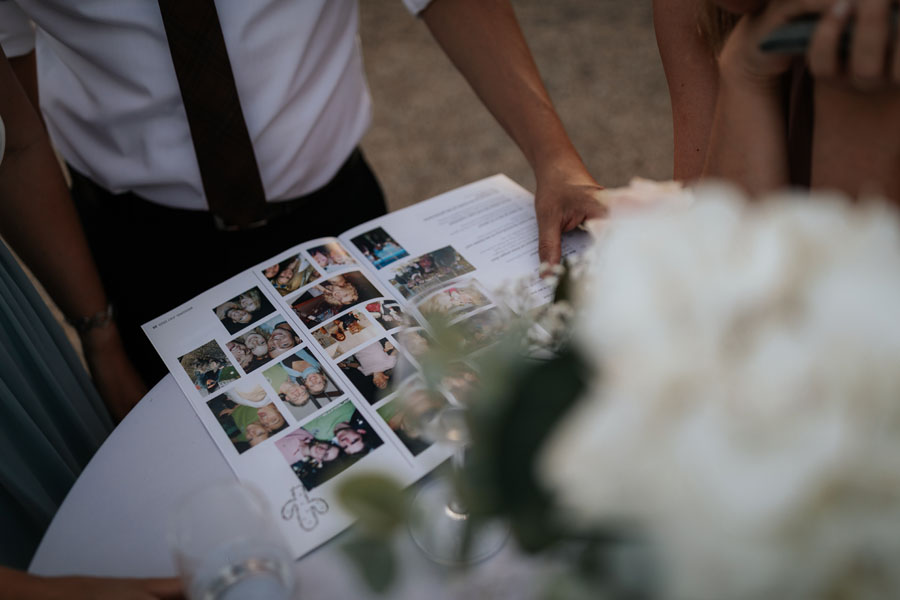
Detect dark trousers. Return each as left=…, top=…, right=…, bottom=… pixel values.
left=70, top=149, right=387, bottom=387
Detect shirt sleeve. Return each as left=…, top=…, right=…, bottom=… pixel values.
left=401, top=0, right=434, bottom=16
left=0, top=0, right=35, bottom=57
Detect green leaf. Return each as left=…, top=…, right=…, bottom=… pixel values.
left=339, top=534, right=397, bottom=594
left=463, top=344, right=592, bottom=552
left=541, top=570, right=606, bottom=600
left=337, top=474, right=407, bottom=537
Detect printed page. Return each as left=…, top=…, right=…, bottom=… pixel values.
left=143, top=174, right=592, bottom=559
left=143, top=237, right=451, bottom=559
left=339, top=174, right=591, bottom=338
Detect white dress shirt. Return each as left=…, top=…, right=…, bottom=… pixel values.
left=0, top=0, right=431, bottom=210
left=328, top=326, right=376, bottom=358
left=354, top=341, right=399, bottom=376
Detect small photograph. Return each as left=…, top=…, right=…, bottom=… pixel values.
left=388, top=246, right=476, bottom=300
left=179, top=340, right=240, bottom=396
left=364, top=299, right=409, bottom=331
left=291, top=271, right=381, bottom=328
left=395, top=327, right=432, bottom=360
left=350, top=227, right=409, bottom=269
left=337, top=338, right=401, bottom=404
left=214, top=287, right=276, bottom=334
left=306, top=241, right=356, bottom=273
left=207, top=394, right=288, bottom=454
left=311, top=311, right=377, bottom=359
left=440, top=362, right=481, bottom=405
left=377, top=388, right=449, bottom=457
left=261, top=254, right=319, bottom=296
left=276, top=399, right=384, bottom=491
left=226, top=317, right=302, bottom=373
left=263, top=348, right=342, bottom=420
left=417, top=280, right=491, bottom=323
left=452, top=307, right=509, bottom=353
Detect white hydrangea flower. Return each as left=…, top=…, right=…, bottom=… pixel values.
left=582, top=177, right=693, bottom=237
left=538, top=183, right=900, bottom=599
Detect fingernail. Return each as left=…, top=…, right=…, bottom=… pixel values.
left=831, top=0, right=852, bottom=18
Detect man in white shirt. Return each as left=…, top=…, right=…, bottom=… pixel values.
left=0, top=0, right=605, bottom=385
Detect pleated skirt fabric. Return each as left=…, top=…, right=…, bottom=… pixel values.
left=0, top=241, right=113, bottom=568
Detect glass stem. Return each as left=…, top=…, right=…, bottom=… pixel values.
left=446, top=445, right=469, bottom=517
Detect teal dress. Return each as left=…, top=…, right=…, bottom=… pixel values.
left=0, top=241, right=113, bottom=568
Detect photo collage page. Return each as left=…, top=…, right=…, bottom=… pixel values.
left=148, top=175, right=575, bottom=558
left=174, top=236, right=471, bottom=505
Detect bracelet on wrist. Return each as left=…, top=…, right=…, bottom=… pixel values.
left=66, top=304, right=115, bottom=334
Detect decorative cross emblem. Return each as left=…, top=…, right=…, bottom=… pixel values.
left=281, top=484, right=329, bottom=531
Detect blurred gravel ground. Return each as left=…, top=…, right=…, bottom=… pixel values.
left=358, top=0, right=673, bottom=210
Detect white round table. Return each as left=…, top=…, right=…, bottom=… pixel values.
left=28, top=375, right=544, bottom=599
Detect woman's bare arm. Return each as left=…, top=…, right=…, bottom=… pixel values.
left=653, top=0, right=721, bottom=180
left=0, top=48, right=145, bottom=419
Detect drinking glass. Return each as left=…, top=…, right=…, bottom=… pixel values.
left=406, top=403, right=508, bottom=566
left=168, top=480, right=296, bottom=600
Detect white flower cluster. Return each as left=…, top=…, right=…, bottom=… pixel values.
left=538, top=183, right=900, bottom=599
left=582, top=177, right=692, bottom=238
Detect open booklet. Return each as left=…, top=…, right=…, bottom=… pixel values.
left=143, top=174, right=591, bottom=558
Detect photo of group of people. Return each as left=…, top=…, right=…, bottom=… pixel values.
left=179, top=340, right=240, bottom=396
left=207, top=394, right=289, bottom=454
left=337, top=338, right=402, bottom=404
left=291, top=271, right=381, bottom=327
left=214, top=287, right=276, bottom=334
left=311, top=310, right=377, bottom=359
left=417, top=280, right=491, bottom=324
left=388, top=246, right=476, bottom=299
left=263, top=348, right=343, bottom=420
left=226, top=317, right=301, bottom=373
left=307, top=241, right=356, bottom=273
left=276, top=400, right=383, bottom=491
left=262, top=254, right=319, bottom=296
left=364, top=299, right=408, bottom=331
left=376, top=388, right=449, bottom=457
left=350, top=227, right=408, bottom=270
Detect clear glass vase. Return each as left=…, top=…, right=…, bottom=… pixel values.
left=406, top=405, right=508, bottom=566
